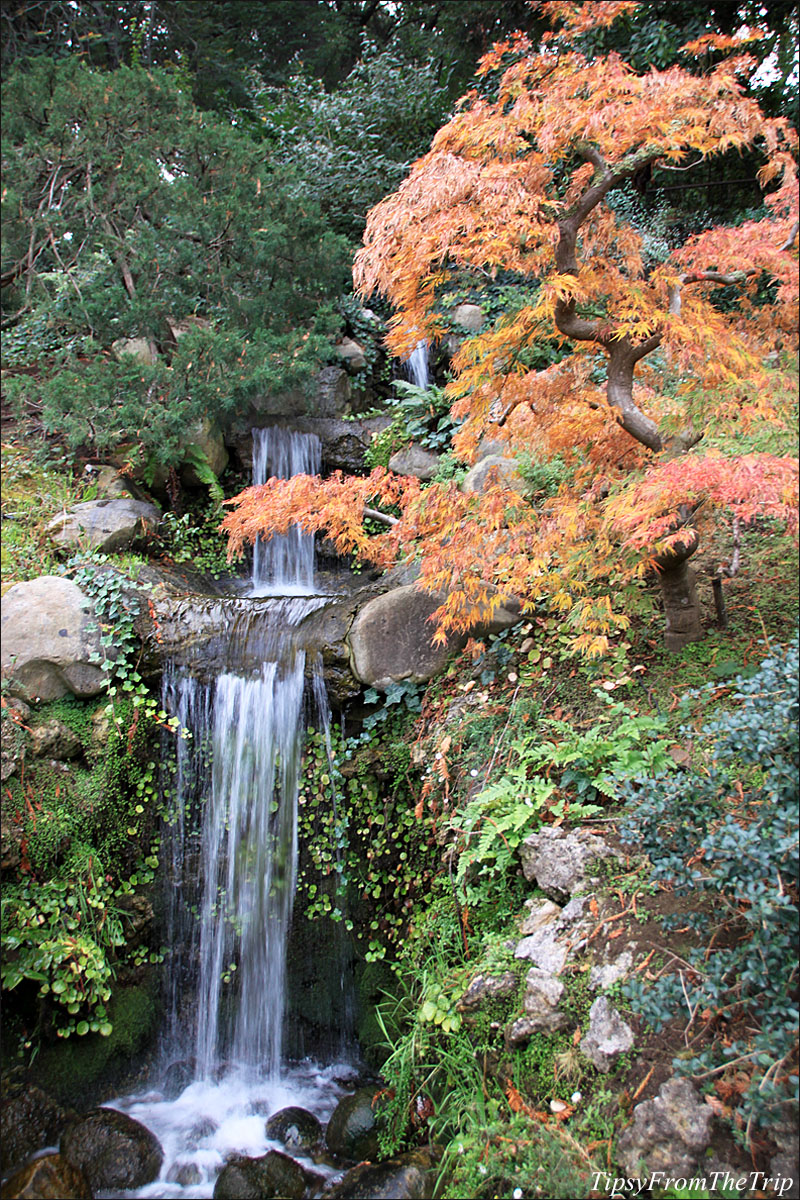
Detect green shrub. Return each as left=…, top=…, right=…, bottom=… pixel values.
left=619, top=636, right=799, bottom=1143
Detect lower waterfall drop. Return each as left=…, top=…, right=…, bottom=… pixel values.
left=100, top=608, right=355, bottom=1191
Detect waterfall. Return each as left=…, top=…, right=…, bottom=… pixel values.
left=160, top=600, right=323, bottom=1081
left=403, top=340, right=430, bottom=390
left=251, top=427, right=321, bottom=596
left=103, top=431, right=357, bottom=1196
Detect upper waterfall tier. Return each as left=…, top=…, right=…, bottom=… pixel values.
left=251, top=427, right=322, bottom=596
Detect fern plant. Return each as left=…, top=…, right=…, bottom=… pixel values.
left=451, top=691, right=673, bottom=904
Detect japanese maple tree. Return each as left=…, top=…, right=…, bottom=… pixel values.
left=224, top=0, right=798, bottom=655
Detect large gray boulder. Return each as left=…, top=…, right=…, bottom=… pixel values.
left=47, top=498, right=161, bottom=553
left=461, top=455, right=526, bottom=496
left=519, top=827, right=617, bottom=902
left=616, top=1077, right=714, bottom=1177
left=1, top=576, right=107, bottom=701
left=347, top=585, right=462, bottom=689
left=388, top=444, right=441, bottom=481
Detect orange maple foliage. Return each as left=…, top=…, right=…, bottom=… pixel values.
left=224, top=2, right=799, bottom=654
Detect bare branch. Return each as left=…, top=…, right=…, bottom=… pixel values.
left=363, top=506, right=398, bottom=527
left=779, top=219, right=799, bottom=251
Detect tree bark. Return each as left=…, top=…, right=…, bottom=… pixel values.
left=653, top=529, right=704, bottom=652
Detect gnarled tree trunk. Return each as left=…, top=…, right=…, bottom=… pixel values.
left=653, top=529, right=704, bottom=652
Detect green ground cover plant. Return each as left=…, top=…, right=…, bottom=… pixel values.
left=620, top=636, right=799, bottom=1145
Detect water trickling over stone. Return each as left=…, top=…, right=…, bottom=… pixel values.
left=403, top=340, right=430, bottom=391
left=251, top=428, right=321, bottom=595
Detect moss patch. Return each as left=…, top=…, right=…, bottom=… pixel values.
left=30, top=978, right=160, bottom=1107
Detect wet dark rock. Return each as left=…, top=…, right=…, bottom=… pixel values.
left=1, top=1086, right=76, bottom=1176
left=161, top=1060, right=196, bottom=1100
left=325, top=1087, right=381, bottom=1161
left=212, top=1149, right=318, bottom=1199
left=168, top=1161, right=203, bottom=1186
left=265, top=1106, right=323, bottom=1152
left=320, top=1149, right=438, bottom=1199
left=60, top=1107, right=163, bottom=1191
left=0, top=1152, right=93, bottom=1199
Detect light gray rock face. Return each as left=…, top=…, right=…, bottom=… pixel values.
left=457, top=971, right=518, bottom=1012
left=505, top=968, right=567, bottom=1046
left=347, top=585, right=463, bottom=689
left=389, top=444, right=441, bottom=481
left=461, top=455, right=526, bottom=496
left=522, top=968, right=567, bottom=1030
left=519, top=827, right=617, bottom=902
left=1, top=576, right=107, bottom=701
left=520, top=899, right=562, bottom=935
left=590, top=949, right=634, bottom=991
left=580, top=996, right=634, bottom=1072
left=514, top=905, right=568, bottom=974
left=335, top=338, right=368, bottom=372
left=616, top=1077, right=714, bottom=1177
left=111, top=336, right=158, bottom=365
left=451, top=303, right=485, bottom=332
left=48, top=497, right=161, bottom=553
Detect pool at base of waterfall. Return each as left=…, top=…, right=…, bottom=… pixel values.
left=98, top=1060, right=355, bottom=1199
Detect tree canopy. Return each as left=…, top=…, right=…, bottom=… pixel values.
left=224, top=0, right=798, bottom=654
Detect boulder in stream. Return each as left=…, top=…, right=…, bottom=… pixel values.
left=60, top=1107, right=163, bottom=1192
left=0, top=1152, right=93, bottom=1200
left=265, top=1105, right=322, bottom=1152
left=212, top=1149, right=320, bottom=1199
left=325, top=1087, right=381, bottom=1161
left=320, top=1149, right=438, bottom=1199
left=1, top=1085, right=76, bottom=1177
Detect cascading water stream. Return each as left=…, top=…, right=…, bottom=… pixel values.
left=97, top=437, right=357, bottom=1199
left=403, top=339, right=430, bottom=391
left=251, top=428, right=321, bottom=596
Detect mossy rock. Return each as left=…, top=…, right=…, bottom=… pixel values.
left=31, top=980, right=160, bottom=1107
left=355, top=960, right=398, bottom=1068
